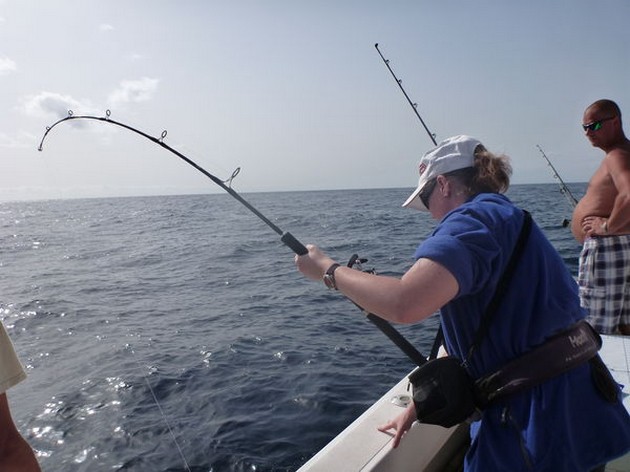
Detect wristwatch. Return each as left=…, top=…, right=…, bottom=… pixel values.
left=323, top=263, right=341, bottom=290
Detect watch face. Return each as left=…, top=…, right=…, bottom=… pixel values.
left=323, top=274, right=335, bottom=289
left=323, top=263, right=340, bottom=290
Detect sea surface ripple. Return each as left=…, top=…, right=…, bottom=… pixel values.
left=0, top=184, right=584, bottom=471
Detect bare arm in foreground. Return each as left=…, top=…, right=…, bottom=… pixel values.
left=0, top=393, right=41, bottom=471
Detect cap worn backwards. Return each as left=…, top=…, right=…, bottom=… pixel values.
left=402, top=135, right=484, bottom=211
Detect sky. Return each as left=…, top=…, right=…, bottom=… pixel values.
left=0, top=0, right=629, bottom=202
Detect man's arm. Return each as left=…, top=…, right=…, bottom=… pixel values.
left=604, top=149, right=630, bottom=234
left=572, top=199, right=588, bottom=243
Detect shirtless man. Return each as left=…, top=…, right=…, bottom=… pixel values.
left=572, top=99, right=630, bottom=335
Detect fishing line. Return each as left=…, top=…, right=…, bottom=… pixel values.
left=126, top=343, right=192, bottom=472
left=38, top=111, right=427, bottom=363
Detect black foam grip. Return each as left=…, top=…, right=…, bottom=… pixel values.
left=281, top=232, right=308, bottom=255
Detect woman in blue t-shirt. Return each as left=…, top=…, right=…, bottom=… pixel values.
left=295, top=135, right=630, bottom=471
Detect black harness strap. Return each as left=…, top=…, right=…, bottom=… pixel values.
left=464, top=211, right=533, bottom=365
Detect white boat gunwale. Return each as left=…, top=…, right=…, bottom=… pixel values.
left=298, top=334, right=630, bottom=472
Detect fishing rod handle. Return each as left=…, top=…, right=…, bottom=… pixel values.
left=366, top=313, right=427, bottom=367
left=281, top=232, right=308, bottom=255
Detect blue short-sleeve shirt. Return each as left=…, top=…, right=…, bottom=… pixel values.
left=414, top=193, right=630, bottom=470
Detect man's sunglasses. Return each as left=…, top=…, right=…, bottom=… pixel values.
left=419, top=178, right=437, bottom=209
left=582, top=116, right=615, bottom=132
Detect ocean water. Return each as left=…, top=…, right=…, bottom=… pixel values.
left=1, top=184, right=584, bottom=471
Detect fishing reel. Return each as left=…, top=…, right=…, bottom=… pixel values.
left=346, top=253, right=375, bottom=274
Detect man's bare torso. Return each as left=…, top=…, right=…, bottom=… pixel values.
left=572, top=160, right=617, bottom=242
left=572, top=140, right=630, bottom=242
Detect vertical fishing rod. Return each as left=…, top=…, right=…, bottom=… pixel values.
left=376, top=44, right=446, bottom=359
left=38, top=111, right=427, bottom=367
left=375, top=43, right=438, bottom=146
left=536, top=144, right=578, bottom=208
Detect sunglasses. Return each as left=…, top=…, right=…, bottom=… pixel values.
left=582, top=116, right=615, bottom=132
left=419, top=178, right=437, bottom=209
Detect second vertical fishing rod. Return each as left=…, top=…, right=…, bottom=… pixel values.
left=536, top=144, right=578, bottom=208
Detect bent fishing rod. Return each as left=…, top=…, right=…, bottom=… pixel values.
left=39, top=110, right=306, bottom=255
left=375, top=43, right=438, bottom=146
left=38, top=110, right=427, bottom=367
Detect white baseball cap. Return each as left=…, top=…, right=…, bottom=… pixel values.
left=402, top=135, right=484, bottom=211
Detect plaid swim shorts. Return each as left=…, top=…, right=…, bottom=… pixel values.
left=578, top=235, right=630, bottom=334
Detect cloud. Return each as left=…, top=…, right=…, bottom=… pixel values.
left=99, top=23, right=114, bottom=32
left=0, top=56, right=17, bottom=75
left=20, top=91, right=95, bottom=119
left=107, top=77, right=159, bottom=108
left=20, top=79, right=159, bottom=122
left=125, top=52, right=144, bottom=62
